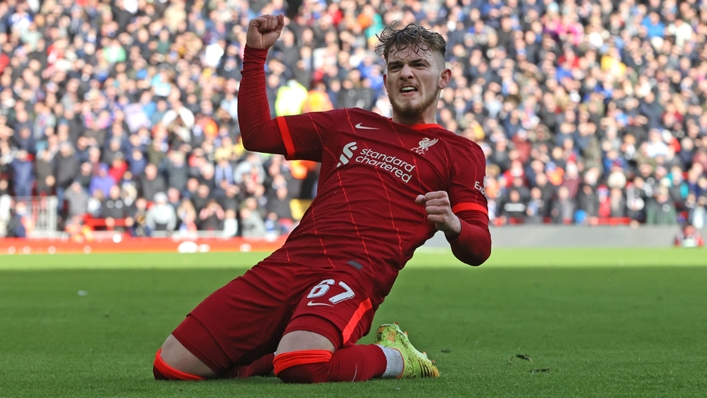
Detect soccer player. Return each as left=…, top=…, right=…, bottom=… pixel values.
left=153, top=14, right=492, bottom=383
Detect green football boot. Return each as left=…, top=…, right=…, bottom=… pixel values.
left=375, top=323, right=440, bottom=378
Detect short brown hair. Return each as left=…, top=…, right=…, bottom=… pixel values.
left=375, top=23, right=447, bottom=62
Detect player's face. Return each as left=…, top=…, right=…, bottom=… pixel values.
left=384, top=47, right=451, bottom=124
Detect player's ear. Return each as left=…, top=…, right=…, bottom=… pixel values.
left=438, top=64, right=452, bottom=90
left=383, top=72, right=388, bottom=92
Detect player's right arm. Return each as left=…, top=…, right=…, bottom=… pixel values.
left=238, top=14, right=327, bottom=161
left=238, top=15, right=287, bottom=155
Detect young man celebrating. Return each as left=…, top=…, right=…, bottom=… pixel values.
left=153, top=14, right=491, bottom=383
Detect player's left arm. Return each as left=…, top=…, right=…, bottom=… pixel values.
left=416, top=142, right=491, bottom=266
left=415, top=191, right=491, bottom=266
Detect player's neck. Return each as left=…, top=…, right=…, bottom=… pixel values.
left=391, top=109, right=438, bottom=126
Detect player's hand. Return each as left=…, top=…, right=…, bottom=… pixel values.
left=415, top=191, right=461, bottom=239
left=246, top=14, right=285, bottom=49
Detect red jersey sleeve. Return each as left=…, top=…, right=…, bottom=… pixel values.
left=238, top=46, right=287, bottom=155
left=446, top=140, right=491, bottom=265
left=448, top=141, right=488, bottom=216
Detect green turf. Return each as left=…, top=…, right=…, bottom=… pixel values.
left=1, top=248, right=706, bottom=270
left=1, top=249, right=706, bottom=397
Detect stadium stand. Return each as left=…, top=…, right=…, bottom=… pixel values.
left=0, top=0, right=706, bottom=238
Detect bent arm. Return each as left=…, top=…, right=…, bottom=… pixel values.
left=445, top=140, right=492, bottom=266
left=447, top=210, right=491, bottom=266
left=237, top=46, right=287, bottom=154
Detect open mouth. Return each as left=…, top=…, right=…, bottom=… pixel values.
left=400, top=86, right=418, bottom=94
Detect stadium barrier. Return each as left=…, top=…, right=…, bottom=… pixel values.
left=0, top=225, right=689, bottom=255
left=425, top=226, right=693, bottom=248
left=0, top=196, right=59, bottom=238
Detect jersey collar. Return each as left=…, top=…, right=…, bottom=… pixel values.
left=409, top=123, right=443, bottom=131
left=389, top=119, right=443, bottom=131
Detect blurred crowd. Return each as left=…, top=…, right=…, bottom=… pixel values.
left=1, top=0, right=707, bottom=238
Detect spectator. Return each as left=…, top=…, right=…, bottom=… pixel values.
left=697, top=176, right=707, bottom=202
left=275, top=79, right=308, bottom=116
left=609, top=188, right=627, bottom=218
left=127, top=197, right=150, bottom=237
left=533, top=173, right=556, bottom=205
left=551, top=186, right=576, bottom=225
left=214, top=149, right=235, bottom=192
left=146, top=138, right=168, bottom=167
left=34, top=149, right=55, bottom=196
left=646, top=188, right=678, bottom=225
left=64, top=182, right=89, bottom=219
left=525, top=187, right=548, bottom=224
left=223, top=209, right=239, bottom=238
left=198, top=200, right=225, bottom=231
left=102, top=138, right=125, bottom=166
left=562, top=162, right=582, bottom=199
left=219, top=184, right=241, bottom=213
left=101, top=185, right=129, bottom=222
left=234, top=153, right=266, bottom=185
left=75, top=162, right=94, bottom=193
left=11, top=150, right=34, bottom=197
left=302, top=81, right=334, bottom=113
left=108, top=153, right=128, bottom=184
left=198, top=162, right=217, bottom=193
left=164, top=151, right=189, bottom=193
left=266, top=185, right=293, bottom=223
left=166, top=188, right=182, bottom=211
left=642, top=12, right=665, bottom=40
left=139, top=163, right=167, bottom=202
left=12, top=125, right=35, bottom=154
left=128, top=148, right=147, bottom=177
left=240, top=206, right=267, bottom=238
left=576, top=184, right=600, bottom=225
left=89, top=164, right=115, bottom=198
left=177, top=198, right=198, bottom=238
left=626, top=178, right=649, bottom=225
left=146, top=192, right=178, bottom=233
left=191, top=184, right=212, bottom=215
left=54, top=143, right=80, bottom=211
left=6, top=200, right=30, bottom=238
left=500, top=189, right=527, bottom=224
left=684, top=193, right=706, bottom=229
left=489, top=140, right=511, bottom=172
left=87, top=190, right=104, bottom=218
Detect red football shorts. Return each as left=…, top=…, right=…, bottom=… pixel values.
left=171, top=259, right=377, bottom=374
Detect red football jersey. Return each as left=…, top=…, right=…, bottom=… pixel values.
left=265, top=108, right=488, bottom=300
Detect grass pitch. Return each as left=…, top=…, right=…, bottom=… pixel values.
left=1, top=249, right=706, bottom=397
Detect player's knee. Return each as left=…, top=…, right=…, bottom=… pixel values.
left=277, top=362, right=330, bottom=384
left=273, top=350, right=333, bottom=384
left=153, top=348, right=206, bottom=381
left=153, top=362, right=170, bottom=380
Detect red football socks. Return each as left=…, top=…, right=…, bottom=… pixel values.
left=275, top=345, right=387, bottom=383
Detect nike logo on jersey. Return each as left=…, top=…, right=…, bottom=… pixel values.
left=307, top=300, right=334, bottom=307
left=355, top=123, right=378, bottom=130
